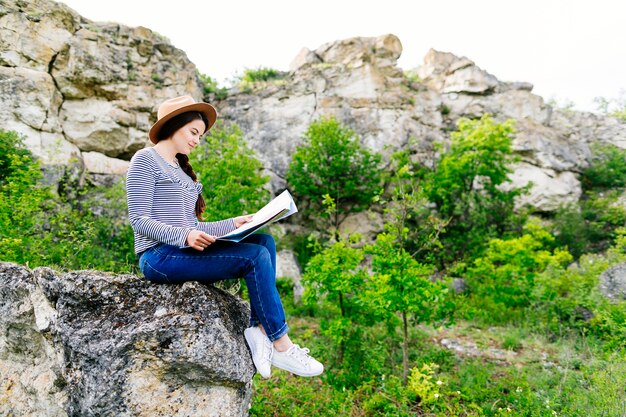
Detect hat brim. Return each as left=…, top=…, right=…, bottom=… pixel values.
left=148, top=102, right=217, bottom=144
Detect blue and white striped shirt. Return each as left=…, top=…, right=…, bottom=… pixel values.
left=126, top=147, right=236, bottom=255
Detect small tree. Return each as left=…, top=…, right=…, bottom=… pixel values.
left=424, top=114, right=526, bottom=265
left=365, top=233, right=453, bottom=384
left=190, top=122, right=270, bottom=221
left=302, top=236, right=381, bottom=387
left=287, top=116, right=382, bottom=237
left=383, top=146, right=448, bottom=264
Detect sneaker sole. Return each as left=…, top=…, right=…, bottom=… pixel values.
left=271, top=360, right=324, bottom=377
left=244, top=329, right=271, bottom=379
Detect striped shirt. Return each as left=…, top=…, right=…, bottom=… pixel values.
left=126, top=147, right=236, bottom=255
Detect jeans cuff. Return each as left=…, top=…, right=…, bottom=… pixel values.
left=266, top=322, right=289, bottom=342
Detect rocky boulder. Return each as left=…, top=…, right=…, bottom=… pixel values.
left=598, top=262, right=626, bottom=301
left=0, top=262, right=254, bottom=417
left=0, top=0, right=203, bottom=174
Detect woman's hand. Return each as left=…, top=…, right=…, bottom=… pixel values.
left=234, top=214, right=254, bottom=228
left=187, top=230, right=216, bottom=251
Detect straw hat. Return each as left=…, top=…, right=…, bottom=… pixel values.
left=148, top=95, right=217, bottom=144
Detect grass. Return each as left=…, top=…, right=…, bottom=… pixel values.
left=250, top=297, right=626, bottom=416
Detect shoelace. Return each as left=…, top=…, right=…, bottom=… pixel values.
left=288, top=344, right=312, bottom=366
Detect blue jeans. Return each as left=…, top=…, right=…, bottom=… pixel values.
left=138, top=233, right=288, bottom=341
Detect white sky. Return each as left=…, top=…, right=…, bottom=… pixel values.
left=59, top=0, right=625, bottom=112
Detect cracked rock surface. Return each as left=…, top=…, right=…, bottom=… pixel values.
left=2, top=0, right=626, bottom=215
left=0, top=0, right=203, bottom=172
left=0, top=262, right=254, bottom=417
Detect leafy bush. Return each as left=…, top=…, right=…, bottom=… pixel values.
left=551, top=191, right=626, bottom=258
left=0, top=129, right=135, bottom=272
left=534, top=229, right=626, bottom=348
left=461, top=220, right=572, bottom=323
left=189, top=122, right=270, bottom=221
left=581, top=143, right=626, bottom=190
left=550, top=144, right=626, bottom=258
left=424, top=114, right=527, bottom=265
left=241, top=66, right=283, bottom=83
left=197, top=71, right=228, bottom=100
left=287, top=116, right=382, bottom=236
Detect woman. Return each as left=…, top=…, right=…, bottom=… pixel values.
left=126, top=95, right=323, bottom=378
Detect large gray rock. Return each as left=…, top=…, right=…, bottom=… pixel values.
left=0, top=262, right=254, bottom=417
left=0, top=0, right=204, bottom=172
left=276, top=250, right=304, bottom=302
left=598, top=262, right=626, bottom=301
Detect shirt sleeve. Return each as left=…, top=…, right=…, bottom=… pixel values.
left=196, top=217, right=237, bottom=237
left=126, top=152, right=192, bottom=247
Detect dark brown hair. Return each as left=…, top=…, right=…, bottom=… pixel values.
left=156, top=111, right=208, bottom=219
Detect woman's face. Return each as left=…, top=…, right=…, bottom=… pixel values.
left=170, top=118, right=206, bottom=155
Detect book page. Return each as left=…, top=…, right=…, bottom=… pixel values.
left=217, top=190, right=297, bottom=242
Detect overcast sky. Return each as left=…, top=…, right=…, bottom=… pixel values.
left=59, top=0, right=625, bottom=112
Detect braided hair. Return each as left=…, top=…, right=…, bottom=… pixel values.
left=155, top=111, right=208, bottom=219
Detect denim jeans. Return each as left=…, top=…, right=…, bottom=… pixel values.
left=138, top=233, right=288, bottom=341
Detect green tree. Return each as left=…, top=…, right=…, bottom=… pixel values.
left=302, top=236, right=381, bottom=387
left=424, top=114, right=526, bottom=265
left=365, top=233, right=452, bottom=384
left=190, top=122, right=270, bottom=221
left=382, top=146, right=448, bottom=264
left=286, top=116, right=382, bottom=237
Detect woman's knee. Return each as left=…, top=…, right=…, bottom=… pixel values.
left=247, top=233, right=275, bottom=248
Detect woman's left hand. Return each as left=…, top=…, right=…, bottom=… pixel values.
left=234, top=214, right=254, bottom=228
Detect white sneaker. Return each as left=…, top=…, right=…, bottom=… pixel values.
left=271, top=344, right=324, bottom=377
left=244, top=326, right=273, bottom=379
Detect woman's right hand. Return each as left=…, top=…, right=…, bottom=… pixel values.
left=187, top=230, right=216, bottom=251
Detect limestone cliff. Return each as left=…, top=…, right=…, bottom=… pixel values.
left=2, top=0, right=626, bottom=213
left=0, top=0, right=204, bottom=175
left=217, top=35, right=626, bottom=212
left=0, top=261, right=254, bottom=416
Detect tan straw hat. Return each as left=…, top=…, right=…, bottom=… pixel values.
left=148, top=95, right=217, bottom=144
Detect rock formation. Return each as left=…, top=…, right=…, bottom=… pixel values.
left=0, top=261, right=254, bottom=417
left=599, top=262, right=626, bottom=301
left=0, top=0, right=204, bottom=176
left=2, top=0, right=626, bottom=213
left=218, top=36, right=626, bottom=212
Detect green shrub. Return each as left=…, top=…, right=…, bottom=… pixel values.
left=197, top=71, right=228, bottom=100
left=189, top=122, right=270, bottom=221
left=534, top=229, right=626, bottom=348
left=424, top=114, right=528, bottom=265
left=551, top=190, right=626, bottom=258
left=0, top=129, right=135, bottom=272
left=286, top=116, right=382, bottom=236
left=241, top=66, right=283, bottom=83
left=581, top=143, right=626, bottom=190
left=461, top=220, right=572, bottom=323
